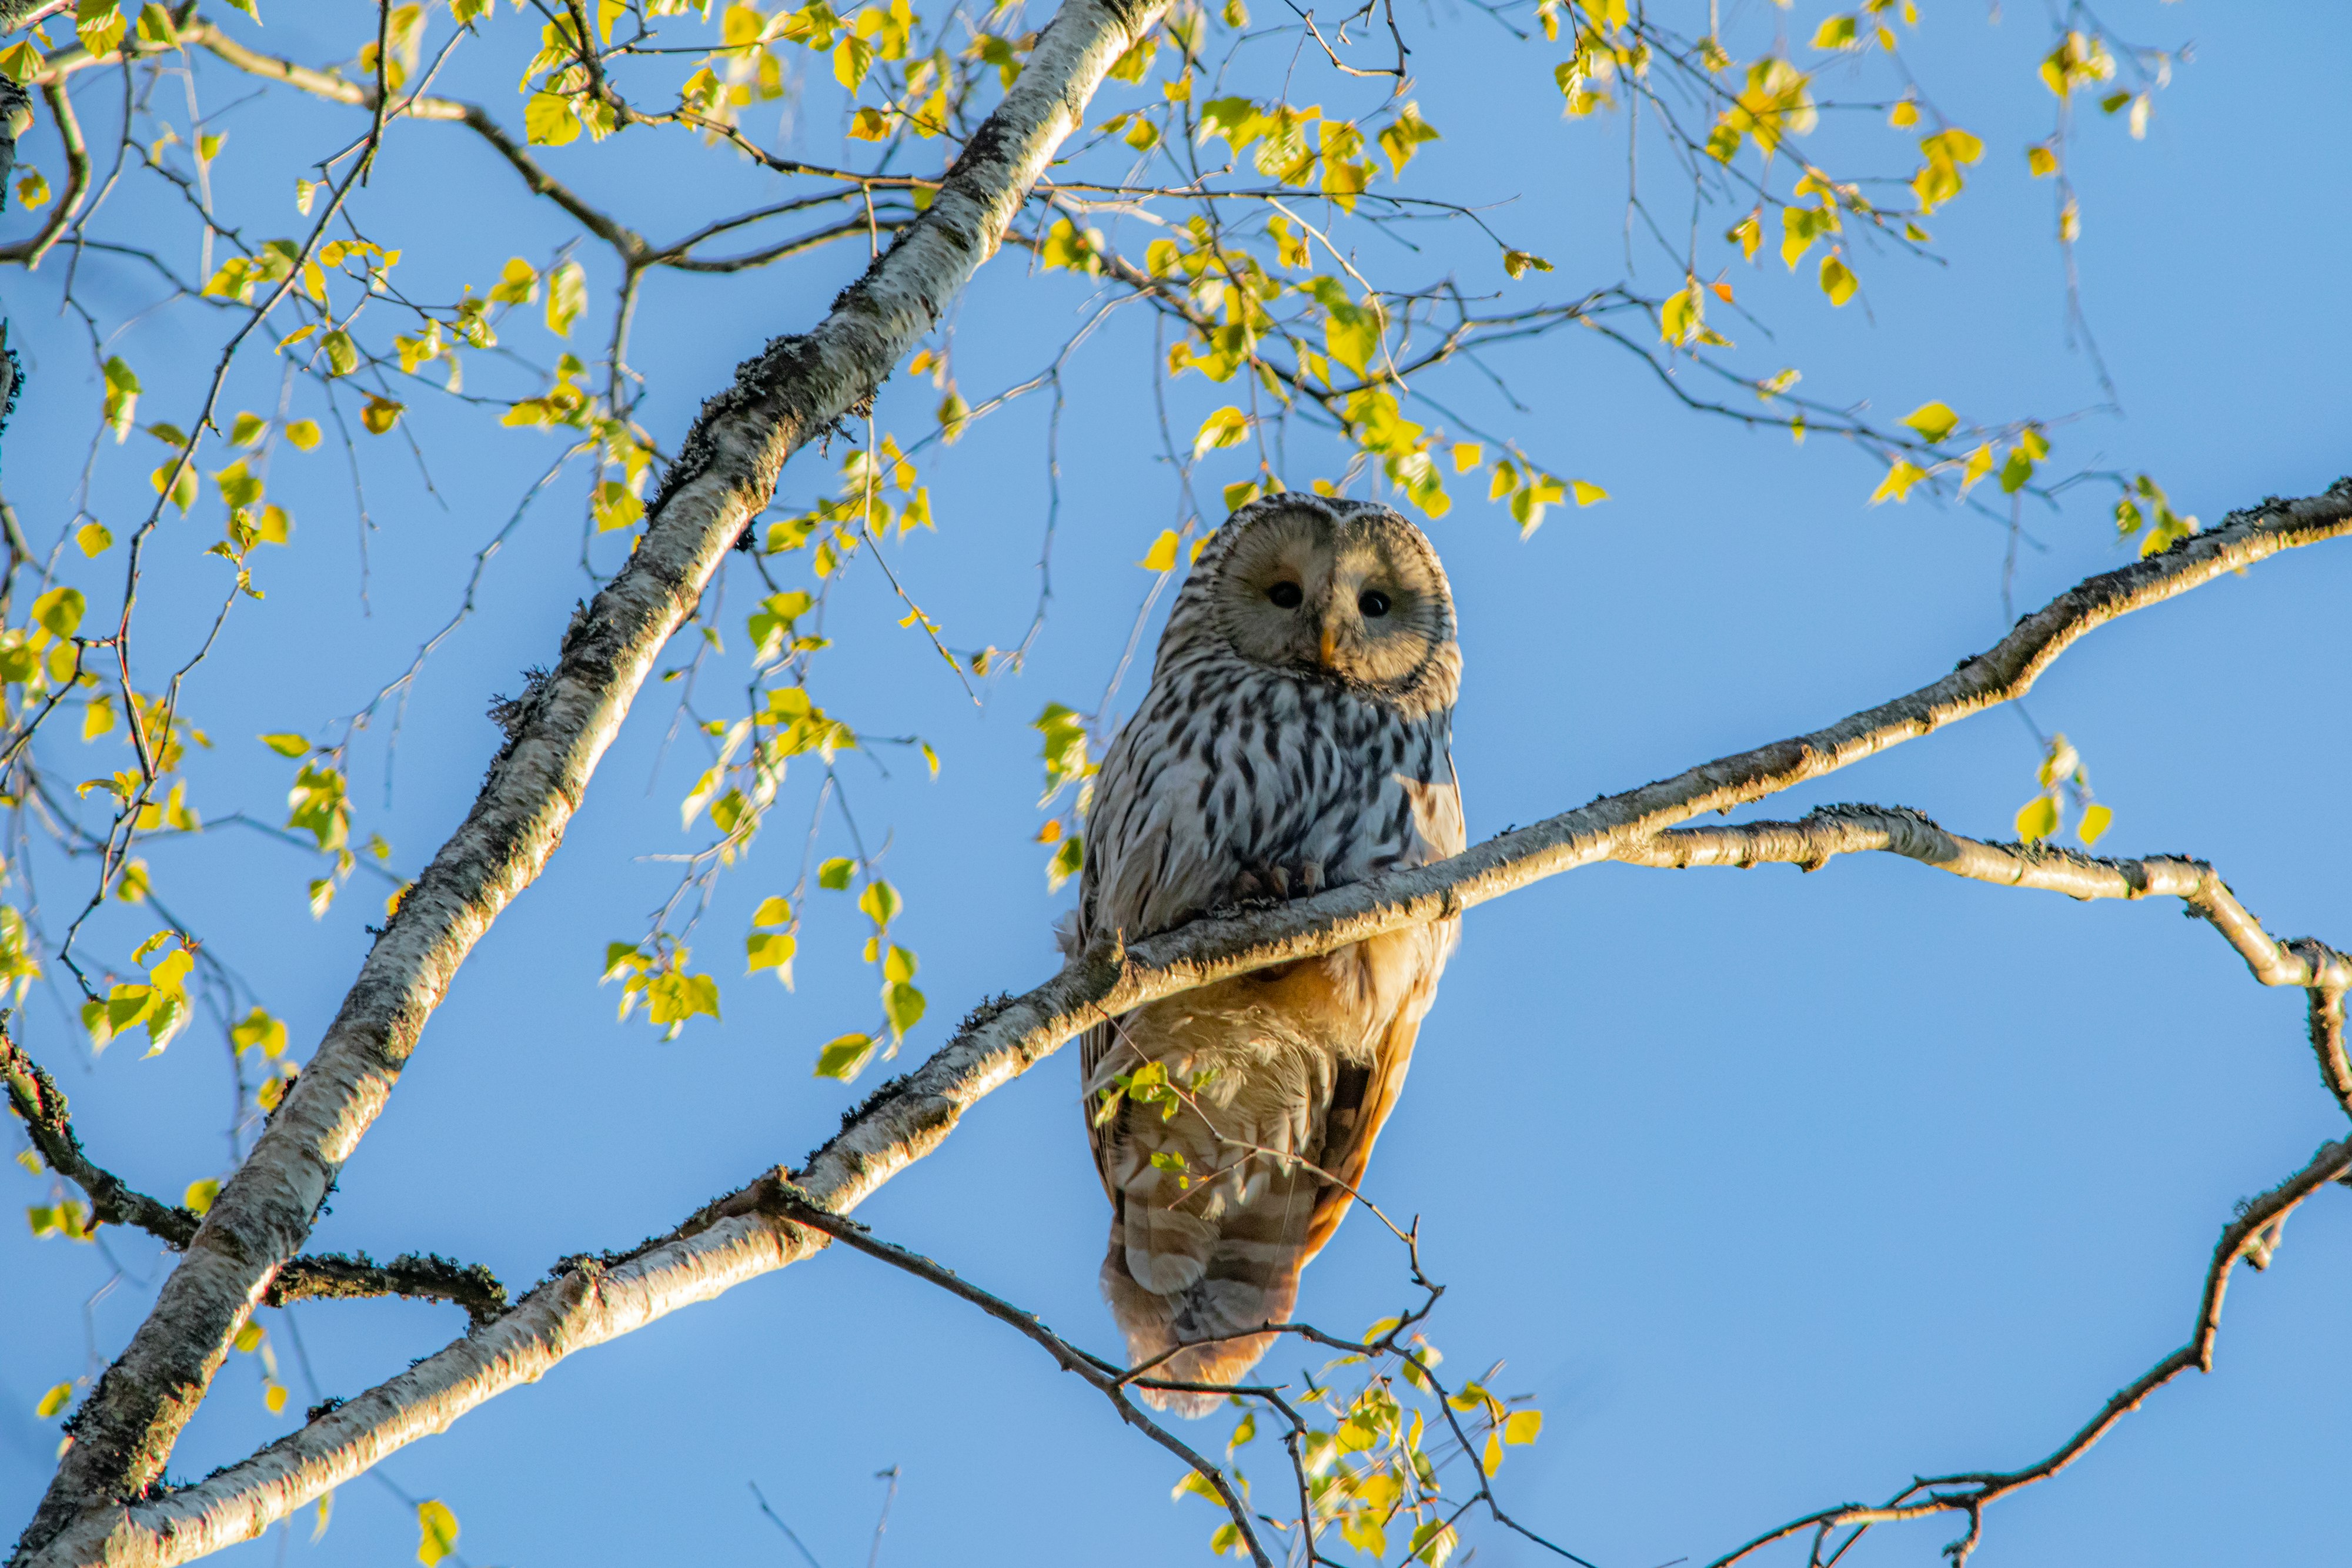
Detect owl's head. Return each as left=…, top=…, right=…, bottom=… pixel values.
left=1180, top=495, right=1459, bottom=711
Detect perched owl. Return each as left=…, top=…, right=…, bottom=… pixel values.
left=1071, top=494, right=1465, bottom=1415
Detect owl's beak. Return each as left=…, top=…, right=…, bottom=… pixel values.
left=1317, top=623, right=1340, bottom=667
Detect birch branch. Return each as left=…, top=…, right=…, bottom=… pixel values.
left=9, top=0, right=1171, bottom=1556
left=4, top=1027, right=510, bottom=1323
left=1615, top=803, right=2352, bottom=994
left=29, top=486, right=2348, bottom=1567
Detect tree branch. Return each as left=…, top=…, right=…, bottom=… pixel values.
left=1615, top=803, right=2352, bottom=994
left=769, top=1191, right=1276, bottom=1568
left=29, top=485, right=2349, bottom=1567
left=1705, top=1136, right=2352, bottom=1568
left=12, top=0, right=1173, bottom=1557
left=265, top=1252, right=507, bottom=1329
left=2, top=1024, right=201, bottom=1247
left=5, top=1025, right=508, bottom=1324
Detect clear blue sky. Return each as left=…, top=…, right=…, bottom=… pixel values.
left=5, top=4, right=2350, bottom=1566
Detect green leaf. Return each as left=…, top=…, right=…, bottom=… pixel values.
left=1047, top=833, right=1084, bottom=892
left=32, top=587, right=85, bottom=638
left=884, top=980, right=924, bottom=1037
left=857, top=879, right=902, bottom=927
left=814, top=1032, right=877, bottom=1081
left=416, top=1499, right=459, bottom=1567
left=817, top=857, right=855, bottom=890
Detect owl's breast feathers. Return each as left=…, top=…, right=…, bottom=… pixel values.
left=1078, top=650, right=1464, bottom=950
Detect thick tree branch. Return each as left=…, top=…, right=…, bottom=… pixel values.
left=33, top=486, right=2349, bottom=1567
left=12, top=0, right=1172, bottom=1558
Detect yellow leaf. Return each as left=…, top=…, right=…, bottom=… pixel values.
left=359, top=396, right=403, bottom=435
left=75, top=521, right=112, bottom=557
left=1869, top=460, right=1926, bottom=505
left=1900, top=400, right=1957, bottom=444
left=1819, top=252, right=1857, bottom=306
left=1450, top=442, right=1481, bottom=473
left=263, top=1380, right=288, bottom=1414
left=284, top=419, right=321, bottom=450
left=416, top=1499, right=459, bottom=1567
left=1191, top=406, right=1249, bottom=457
left=524, top=91, right=582, bottom=146
left=2077, top=803, right=2113, bottom=845
left=1570, top=480, right=1608, bottom=506
left=182, top=1178, right=219, bottom=1215
left=34, top=1382, right=72, bottom=1419
left=2015, top=795, right=2058, bottom=844
left=545, top=260, right=588, bottom=337
left=1137, top=530, right=1181, bottom=572
left=1959, top=443, right=1994, bottom=494
left=1502, top=1408, right=1543, bottom=1444
left=1502, top=249, right=1552, bottom=279
left=2027, top=143, right=2057, bottom=178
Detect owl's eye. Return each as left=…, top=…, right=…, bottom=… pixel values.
left=1267, top=581, right=1304, bottom=609
left=1358, top=589, right=1391, bottom=618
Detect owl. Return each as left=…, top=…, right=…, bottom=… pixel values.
left=1071, top=494, right=1466, bottom=1415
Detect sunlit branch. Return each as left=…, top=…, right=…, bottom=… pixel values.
left=46, top=486, right=2348, bottom=1568
left=12, top=0, right=1177, bottom=1556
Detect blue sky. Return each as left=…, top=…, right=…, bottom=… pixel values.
left=5, top=3, right=2350, bottom=1566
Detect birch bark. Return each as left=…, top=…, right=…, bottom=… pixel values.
left=23, top=485, right=2346, bottom=1568
left=11, top=1, right=1168, bottom=1558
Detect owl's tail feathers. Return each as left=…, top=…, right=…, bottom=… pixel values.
left=1101, top=1177, right=1317, bottom=1417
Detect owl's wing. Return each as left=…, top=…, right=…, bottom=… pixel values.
left=1301, top=958, right=1438, bottom=1266
left=1301, top=759, right=1464, bottom=1264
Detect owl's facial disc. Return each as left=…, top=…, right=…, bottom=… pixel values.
left=1215, top=506, right=1449, bottom=690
